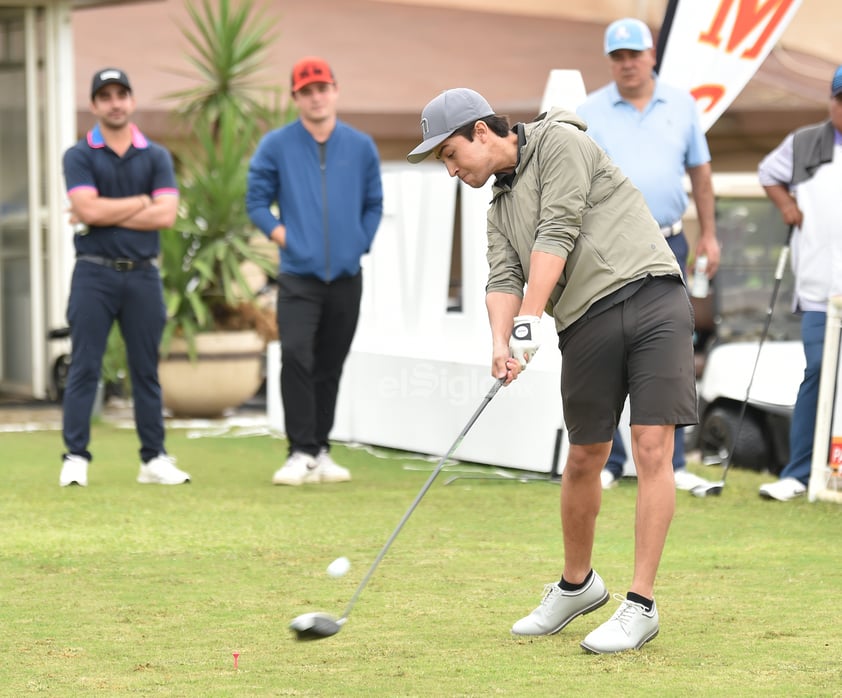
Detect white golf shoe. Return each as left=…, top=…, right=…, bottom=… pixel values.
left=137, top=454, right=191, bottom=485
left=600, top=469, right=619, bottom=490
left=511, top=570, right=609, bottom=636
left=673, top=468, right=712, bottom=491
left=60, top=454, right=89, bottom=487
left=580, top=594, right=659, bottom=654
left=272, top=451, right=319, bottom=486
left=758, top=477, right=806, bottom=501
left=315, top=449, right=351, bottom=483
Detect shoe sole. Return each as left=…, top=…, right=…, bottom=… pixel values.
left=511, top=590, right=610, bottom=636
left=137, top=478, right=190, bottom=485
left=580, top=627, right=659, bottom=654
left=320, top=475, right=351, bottom=483
left=272, top=474, right=321, bottom=486
left=272, top=479, right=303, bottom=486
left=675, top=480, right=709, bottom=491
left=758, top=490, right=804, bottom=501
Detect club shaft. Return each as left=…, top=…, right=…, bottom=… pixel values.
left=340, top=378, right=505, bottom=620
left=719, top=225, right=794, bottom=483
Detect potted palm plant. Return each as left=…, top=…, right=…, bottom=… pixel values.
left=157, top=0, right=289, bottom=417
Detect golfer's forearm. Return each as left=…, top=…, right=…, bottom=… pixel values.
left=521, top=250, right=565, bottom=317
left=486, top=291, right=521, bottom=347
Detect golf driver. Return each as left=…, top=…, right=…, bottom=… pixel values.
left=290, top=377, right=505, bottom=641
left=692, top=225, right=794, bottom=497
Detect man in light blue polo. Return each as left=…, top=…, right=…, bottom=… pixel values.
left=578, top=17, right=721, bottom=491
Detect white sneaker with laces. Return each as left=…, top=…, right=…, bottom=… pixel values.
left=600, top=469, right=618, bottom=490
left=137, top=454, right=191, bottom=485
left=60, top=455, right=89, bottom=487
left=272, top=451, right=319, bottom=486
left=580, top=594, right=659, bottom=654
left=758, top=477, right=806, bottom=501
left=673, top=468, right=711, bottom=491
left=316, top=448, right=351, bottom=483
left=511, top=570, right=609, bottom=636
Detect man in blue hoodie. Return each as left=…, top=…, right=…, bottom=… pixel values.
left=247, top=56, right=383, bottom=485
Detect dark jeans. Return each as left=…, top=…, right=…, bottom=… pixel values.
left=276, top=272, right=362, bottom=457
left=779, top=311, right=825, bottom=485
left=63, top=261, right=167, bottom=462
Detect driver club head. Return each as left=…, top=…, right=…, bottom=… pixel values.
left=691, top=481, right=724, bottom=498
left=289, top=612, right=346, bottom=641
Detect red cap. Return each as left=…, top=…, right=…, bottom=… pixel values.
left=291, top=57, right=335, bottom=93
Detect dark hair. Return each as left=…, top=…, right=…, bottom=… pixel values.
left=450, top=114, right=511, bottom=142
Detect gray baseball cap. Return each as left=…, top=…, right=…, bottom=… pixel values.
left=407, top=88, right=495, bottom=163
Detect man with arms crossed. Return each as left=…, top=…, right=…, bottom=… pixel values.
left=60, top=68, right=189, bottom=487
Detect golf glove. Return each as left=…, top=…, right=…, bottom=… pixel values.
left=509, top=315, right=541, bottom=369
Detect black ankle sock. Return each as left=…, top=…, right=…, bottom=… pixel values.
left=626, top=591, right=653, bottom=611
left=559, top=569, right=593, bottom=591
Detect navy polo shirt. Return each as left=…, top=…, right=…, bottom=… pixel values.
left=63, top=123, right=178, bottom=260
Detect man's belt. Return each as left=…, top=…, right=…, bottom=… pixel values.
left=660, top=221, right=683, bottom=238
left=76, top=255, right=157, bottom=271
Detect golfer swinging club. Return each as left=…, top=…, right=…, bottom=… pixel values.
left=407, top=89, right=697, bottom=653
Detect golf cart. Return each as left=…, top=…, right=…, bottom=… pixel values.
left=690, top=175, right=803, bottom=475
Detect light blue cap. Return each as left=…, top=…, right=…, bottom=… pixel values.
left=604, top=18, right=654, bottom=55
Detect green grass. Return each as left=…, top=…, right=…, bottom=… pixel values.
left=3, top=421, right=842, bottom=696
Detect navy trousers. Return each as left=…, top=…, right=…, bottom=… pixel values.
left=63, top=260, right=167, bottom=463
left=275, top=272, right=362, bottom=457
left=779, top=311, right=825, bottom=485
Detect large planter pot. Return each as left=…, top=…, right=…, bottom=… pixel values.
left=159, top=330, right=265, bottom=418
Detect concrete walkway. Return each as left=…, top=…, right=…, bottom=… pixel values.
left=0, top=396, right=270, bottom=433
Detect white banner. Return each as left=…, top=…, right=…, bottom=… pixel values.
left=658, top=0, right=802, bottom=132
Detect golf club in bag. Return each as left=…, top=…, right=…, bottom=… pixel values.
left=692, top=225, right=795, bottom=498
left=290, top=377, right=505, bottom=640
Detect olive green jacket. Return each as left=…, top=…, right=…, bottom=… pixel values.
left=485, top=107, right=682, bottom=331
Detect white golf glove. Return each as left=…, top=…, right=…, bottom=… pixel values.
left=509, top=315, right=542, bottom=369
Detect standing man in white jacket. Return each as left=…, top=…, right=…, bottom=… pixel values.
left=756, top=65, right=842, bottom=501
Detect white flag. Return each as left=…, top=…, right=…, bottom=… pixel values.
left=658, top=0, right=803, bottom=133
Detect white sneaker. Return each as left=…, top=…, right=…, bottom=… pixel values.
left=316, top=448, right=351, bottom=483
left=511, top=571, right=609, bottom=636
left=272, top=451, right=319, bottom=486
left=600, top=469, right=618, bottom=490
left=673, top=468, right=711, bottom=491
left=137, top=454, right=191, bottom=485
left=60, top=455, right=89, bottom=487
left=758, top=477, right=806, bottom=502
left=580, top=594, right=659, bottom=654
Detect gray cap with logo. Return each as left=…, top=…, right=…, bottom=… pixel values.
left=407, top=88, right=495, bottom=163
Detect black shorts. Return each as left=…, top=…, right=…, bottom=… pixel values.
left=558, top=276, right=698, bottom=445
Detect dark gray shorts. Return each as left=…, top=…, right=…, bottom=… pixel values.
left=558, top=276, right=698, bottom=445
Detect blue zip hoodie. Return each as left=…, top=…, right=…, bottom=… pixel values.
left=246, top=119, right=383, bottom=281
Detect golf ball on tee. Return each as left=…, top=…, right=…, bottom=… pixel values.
left=327, top=556, right=351, bottom=578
